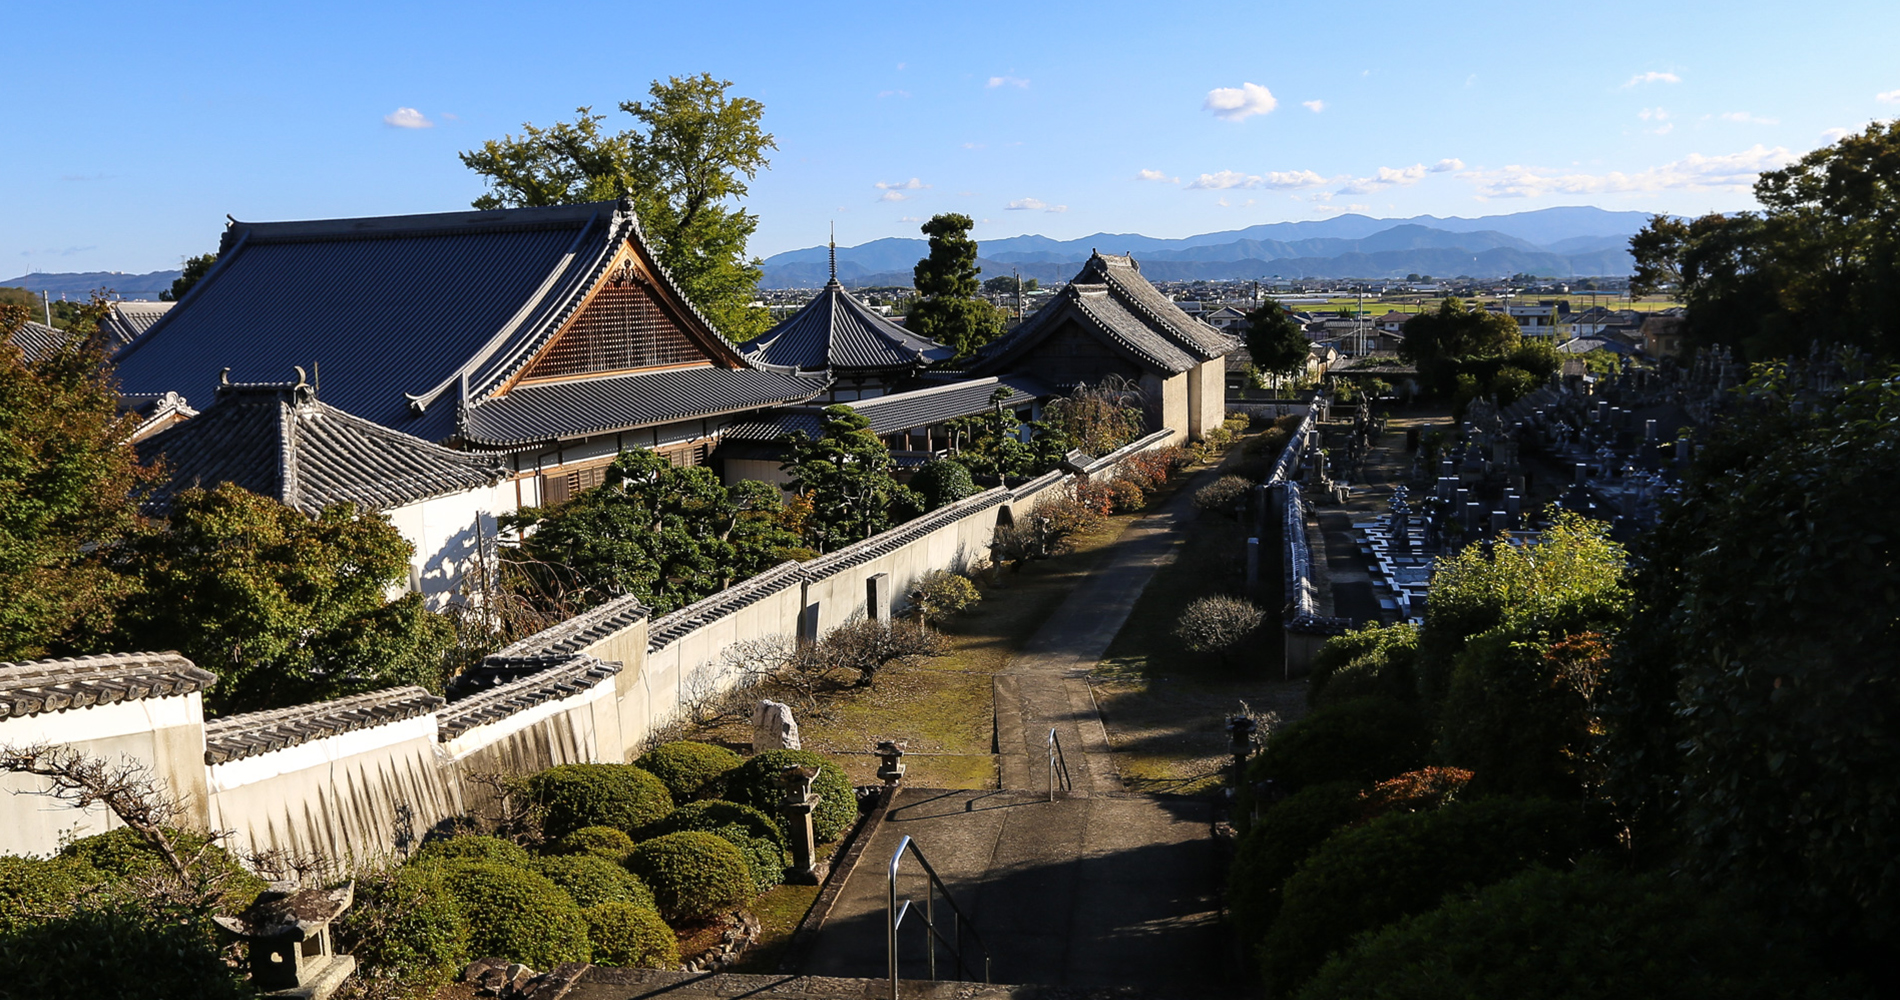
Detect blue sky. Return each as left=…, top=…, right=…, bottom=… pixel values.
left=5, top=0, right=1898, bottom=275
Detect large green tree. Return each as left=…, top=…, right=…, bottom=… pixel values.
left=780, top=406, right=901, bottom=552
left=159, top=254, right=217, bottom=303
left=109, top=484, right=455, bottom=714
left=0, top=306, right=155, bottom=659
left=1243, top=300, right=1311, bottom=382
left=907, top=214, right=1008, bottom=357
left=460, top=74, right=777, bottom=339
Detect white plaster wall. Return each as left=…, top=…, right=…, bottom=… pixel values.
left=723, top=458, right=794, bottom=488
left=1194, top=357, right=1227, bottom=442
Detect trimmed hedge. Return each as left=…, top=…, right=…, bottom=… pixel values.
left=582, top=902, right=679, bottom=968
left=56, top=826, right=266, bottom=911
left=0, top=905, right=252, bottom=1000
left=626, top=831, right=754, bottom=921
left=1245, top=697, right=1430, bottom=797
left=529, top=853, right=656, bottom=910
left=528, top=764, right=675, bottom=839
left=643, top=799, right=786, bottom=849
left=431, top=859, right=591, bottom=968
left=635, top=741, right=743, bottom=803
left=1297, top=863, right=1861, bottom=1000
left=729, top=750, right=856, bottom=842
left=1260, top=797, right=1600, bottom=996
left=334, top=862, right=469, bottom=990
left=713, top=825, right=787, bottom=894
left=551, top=825, right=637, bottom=862
left=1228, top=782, right=1365, bottom=952
left=412, top=834, right=533, bottom=868
left=0, top=855, right=92, bottom=933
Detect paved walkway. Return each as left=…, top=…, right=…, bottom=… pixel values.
left=994, top=467, right=1220, bottom=793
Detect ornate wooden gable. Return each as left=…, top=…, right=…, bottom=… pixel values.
left=516, top=244, right=734, bottom=385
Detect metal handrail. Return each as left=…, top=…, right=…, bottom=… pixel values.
left=887, top=834, right=991, bottom=999
left=1047, top=727, right=1072, bottom=801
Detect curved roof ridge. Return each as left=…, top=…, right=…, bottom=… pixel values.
left=744, top=278, right=950, bottom=375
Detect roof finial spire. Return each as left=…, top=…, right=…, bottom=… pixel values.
left=829, top=223, right=837, bottom=283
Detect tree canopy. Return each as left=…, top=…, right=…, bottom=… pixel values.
left=907, top=214, right=1008, bottom=357
left=780, top=406, right=902, bottom=551
left=159, top=254, right=217, bottom=303
left=460, top=74, right=776, bottom=339
left=1243, top=300, right=1311, bottom=379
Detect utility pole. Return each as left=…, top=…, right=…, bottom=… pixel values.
left=1013, top=267, right=1023, bottom=324
left=41, top=290, right=51, bottom=326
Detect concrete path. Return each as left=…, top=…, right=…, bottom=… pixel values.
left=995, top=471, right=1219, bottom=793
left=800, top=789, right=1228, bottom=992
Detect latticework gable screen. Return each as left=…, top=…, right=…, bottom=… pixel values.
left=524, top=275, right=704, bottom=381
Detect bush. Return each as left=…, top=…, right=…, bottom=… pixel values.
left=0, top=855, right=92, bottom=933
left=635, top=741, right=743, bottom=803
left=1122, top=450, right=1175, bottom=491
left=57, top=827, right=266, bottom=910
left=1173, top=595, right=1264, bottom=655
left=818, top=617, right=947, bottom=687
left=1260, top=797, right=1600, bottom=995
left=1307, top=623, right=1418, bottom=707
left=334, top=862, right=469, bottom=991
left=1193, top=475, right=1253, bottom=514
left=712, top=825, right=787, bottom=894
left=730, top=749, right=857, bottom=842
left=412, top=833, right=533, bottom=868
left=626, top=831, right=754, bottom=921
left=1071, top=478, right=1116, bottom=515
left=909, top=458, right=978, bottom=511
left=529, top=852, right=656, bottom=909
left=528, top=764, right=675, bottom=840
left=1105, top=478, right=1146, bottom=513
left=1229, top=782, right=1365, bottom=950
left=1296, top=863, right=1859, bottom=1000
left=913, top=569, right=981, bottom=624
left=0, top=905, right=252, bottom=1000
left=1441, top=628, right=1611, bottom=800
left=1245, top=697, right=1431, bottom=797
left=1360, top=767, right=1474, bottom=817
left=644, top=799, right=786, bottom=849
left=550, top=825, right=637, bottom=862
left=582, top=901, right=679, bottom=968
left=432, top=859, right=591, bottom=968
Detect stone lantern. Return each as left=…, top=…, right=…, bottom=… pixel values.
left=214, top=882, right=356, bottom=999
left=1225, top=715, right=1257, bottom=792
left=876, top=739, right=908, bottom=788
left=780, top=764, right=825, bottom=886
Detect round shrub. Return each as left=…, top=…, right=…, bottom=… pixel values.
left=910, top=458, right=978, bottom=511
left=1307, top=623, right=1418, bottom=708
left=0, top=905, right=252, bottom=1000
left=1297, top=863, right=1860, bottom=1000
left=1173, top=595, right=1264, bottom=656
left=57, top=826, right=266, bottom=910
left=627, top=831, right=755, bottom=921
left=635, top=742, right=743, bottom=803
left=551, top=825, right=637, bottom=862
left=412, top=834, right=532, bottom=868
left=529, top=853, right=656, bottom=910
left=1193, top=475, right=1253, bottom=514
left=643, top=799, right=786, bottom=849
left=528, top=763, right=675, bottom=840
left=0, top=855, right=93, bottom=933
left=334, top=862, right=468, bottom=990
left=582, top=901, right=679, bottom=968
left=730, top=750, right=856, bottom=842
left=713, top=825, right=786, bottom=894
left=431, top=859, right=590, bottom=968
left=1228, top=782, right=1364, bottom=951
left=1260, top=797, right=1600, bottom=996
left=1245, top=697, right=1430, bottom=796
left=1105, top=478, right=1146, bottom=513
left=914, top=569, right=981, bottom=625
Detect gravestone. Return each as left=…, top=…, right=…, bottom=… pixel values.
left=753, top=700, right=801, bottom=752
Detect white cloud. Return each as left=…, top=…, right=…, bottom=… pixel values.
left=1638, top=107, right=1668, bottom=121
left=1045, top=204, right=1069, bottom=213
left=383, top=107, right=433, bottom=129
left=879, top=191, right=908, bottom=202
left=1877, top=89, right=1900, bottom=104
left=875, top=178, right=930, bottom=191
left=1624, top=71, right=1682, bottom=88
left=1137, top=168, right=1179, bottom=183
left=1720, top=111, right=1780, bottom=124
left=1821, top=127, right=1851, bottom=141
left=1429, top=158, right=1465, bottom=173
left=878, top=89, right=911, bottom=99
left=1648, top=122, right=1676, bottom=135
left=898, top=216, right=923, bottom=222
left=987, top=75, right=1029, bottom=89
left=1458, top=144, right=1794, bottom=199
left=1302, top=99, right=1326, bottom=113
left=1203, top=82, right=1278, bottom=121
left=1006, top=197, right=1048, bottom=210
left=1186, top=168, right=1327, bottom=191
left=961, top=142, right=985, bottom=149
left=1336, top=164, right=1431, bottom=195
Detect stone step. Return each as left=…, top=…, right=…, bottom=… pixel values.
left=557, top=967, right=1242, bottom=1000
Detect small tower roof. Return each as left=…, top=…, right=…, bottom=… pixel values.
left=743, top=277, right=954, bottom=377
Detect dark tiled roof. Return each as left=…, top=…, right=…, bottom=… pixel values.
left=493, top=595, right=650, bottom=658
left=645, top=561, right=805, bottom=651
left=111, top=201, right=757, bottom=446
left=437, top=656, right=621, bottom=740
left=0, top=652, right=215, bottom=721
left=98, top=302, right=173, bottom=351
left=202, top=686, right=444, bottom=764
left=972, top=252, right=1239, bottom=377
left=7, top=321, right=70, bottom=364
left=459, top=366, right=828, bottom=447
left=139, top=379, right=510, bottom=515
left=744, top=279, right=953, bottom=376
left=722, top=374, right=1051, bottom=443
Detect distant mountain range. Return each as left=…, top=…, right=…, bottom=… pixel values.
left=1, top=270, right=181, bottom=300
left=761, top=206, right=1652, bottom=288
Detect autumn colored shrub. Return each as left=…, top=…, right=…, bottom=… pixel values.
left=913, top=569, right=981, bottom=624
left=1106, top=478, right=1146, bottom=513
left=1244, top=697, right=1430, bottom=796
left=1071, top=478, right=1116, bottom=515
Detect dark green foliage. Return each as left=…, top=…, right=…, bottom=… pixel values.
left=1398, top=298, right=1524, bottom=397
left=1307, top=622, right=1418, bottom=707
left=908, top=214, right=1008, bottom=356
left=0, top=855, right=91, bottom=932
left=780, top=406, right=902, bottom=551
left=643, top=798, right=786, bottom=848
left=945, top=388, right=1035, bottom=477
left=711, top=825, right=786, bottom=894
left=908, top=459, right=978, bottom=511
left=582, top=901, right=679, bottom=968
left=1245, top=697, right=1430, bottom=797
left=1228, top=782, right=1365, bottom=950
left=1296, top=863, right=1863, bottom=1000
left=1440, top=628, right=1611, bottom=800
left=160, top=252, right=217, bottom=302
left=636, top=741, right=744, bottom=803
left=334, top=862, right=470, bottom=991
left=626, top=831, right=754, bottom=921
left=412, top=834, right=533, bottom=868
left=431, top=859, right=591, bottom=968
left=0, top=904, right=252, bottom=1000
left=730, top=749, right=857, bottom=841
left=505, top=449, right=799, bottom=614
left=1261, top=798, right=1600, bottom=996
left=1244, top=300, right=1311, bottom=379
left=551, top=825, right=638, bottom=862
left=528, top=763, right=675, bottom=840
left=529, top=853, right=656, bottom=910
left=57, top=826, right=267, bottom=911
